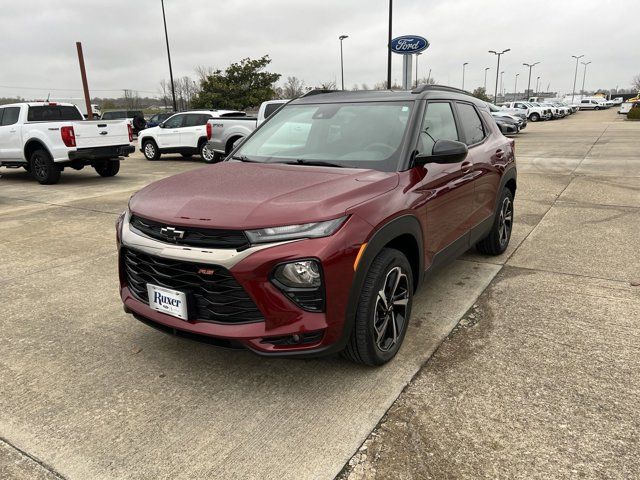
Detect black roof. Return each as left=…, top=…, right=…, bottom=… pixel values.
left=292, top=85, right=487, bottom=108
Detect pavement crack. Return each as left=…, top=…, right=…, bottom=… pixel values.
left=0, top=436, right=68, bottom=480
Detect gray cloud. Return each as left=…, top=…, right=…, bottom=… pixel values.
left=0, top=0, right=637, bottom=100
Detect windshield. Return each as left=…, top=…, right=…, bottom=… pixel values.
left=234, top=101, right=413, bottom=172
left=102, top=111, right=126, bottom=120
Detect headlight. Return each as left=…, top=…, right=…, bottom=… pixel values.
left=245, top=216, right=347, bottom=244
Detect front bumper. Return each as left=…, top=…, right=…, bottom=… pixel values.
left=68, top=145, right=134, bottom=161
left=118, top=212, right=370, bottom=356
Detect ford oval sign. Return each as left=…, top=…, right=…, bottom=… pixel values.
left=390, top=35, right=429, bottom=55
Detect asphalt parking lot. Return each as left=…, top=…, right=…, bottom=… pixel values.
left=1, top=109, right=639, bottom=479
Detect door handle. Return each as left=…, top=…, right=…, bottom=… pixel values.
left=9, top=129, right=16, bottom=133
left=460, top=161, right=472, bottom=173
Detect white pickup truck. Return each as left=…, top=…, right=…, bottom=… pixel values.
left=499, top=101, right=552, bottom=122
left=206, top=100, right=289, bottom=159
left=0, top=102, right=134, bottom=184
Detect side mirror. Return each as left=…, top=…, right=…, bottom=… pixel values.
left=414, top=139, right=468, bottom=166
left=158, top=122, right=165, bottom=128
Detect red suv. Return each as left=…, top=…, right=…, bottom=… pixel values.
left=117, top=86, right=516, bottom=366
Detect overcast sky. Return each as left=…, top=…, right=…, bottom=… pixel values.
left=1, top=0, right=638, bottom=100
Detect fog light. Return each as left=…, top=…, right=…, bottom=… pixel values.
left=273, top=260, right=321, bottom=288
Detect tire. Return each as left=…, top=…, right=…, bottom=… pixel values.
left=594, top=106, right=600, bottom=111
left=476, top=188, right=514, bottom=256
left=342, top=248, right=413, bottom=366
left=30, top=149, right=60, bottom=185
left=142, top=140, right=160, bottom=161
left=529, top=112, right=540, bottom=122
left=94, top=160, right=120, bottom=177
left=181, top=153, right=193, bottom=158
left=199, top=141, right=217, bottom=163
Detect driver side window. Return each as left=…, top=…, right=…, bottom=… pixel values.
left=418, top=102, right=459, bottom=154
left=163, top=114, right=184, bottom=129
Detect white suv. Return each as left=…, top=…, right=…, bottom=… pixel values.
left=138, top=110, right=242, bottom=162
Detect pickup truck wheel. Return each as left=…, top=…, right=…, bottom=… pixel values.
left=142, top=140, right=160, bottom=161
left=94, top=160, right=120, bottom=177
left=476, top=188, right=514, bottom=256
left=529, top=112, right=540, bottom=122
left=199, top=142, right=217, bottom=163
left=342, top=248, right=413, bottom=366
left=30, top=149, right=60, bottom=185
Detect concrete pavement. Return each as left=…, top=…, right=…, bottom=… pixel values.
left=2, top=108, right=638, bottom=479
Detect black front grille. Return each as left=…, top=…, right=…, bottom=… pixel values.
left=130, top=215, right=249, bottom=250
left=123, top=248, right=263, bottom=324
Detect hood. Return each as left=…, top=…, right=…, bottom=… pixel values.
left=129, top=162, right=399, bottom=229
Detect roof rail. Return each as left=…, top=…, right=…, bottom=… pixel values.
left=412, top=84, right=470, bottom=95
left=299, top=88, right=340, bottom=98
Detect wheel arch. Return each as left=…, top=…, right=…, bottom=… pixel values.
left=24, top=139, right=50, bottom=161
left=333, top=215, right=424, bottom=354
left=225, top=135, right=243, bottom=154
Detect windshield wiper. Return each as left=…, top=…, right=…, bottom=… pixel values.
left=230, top=154, right=254, bottom=162
left=284, top=159, right=344, bottom=168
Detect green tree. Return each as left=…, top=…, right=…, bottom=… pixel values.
left=192, top=56, right=281, bottom=110
left=471, top=87, right=491, bottom=102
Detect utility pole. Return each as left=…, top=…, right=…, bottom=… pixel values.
left=581, top=61, right=592, bottom=96
left=462, top=62, right=468, bottom=90
left=387, top=0, right=393, bottom=89
left=489, top=49, right=510, bottom=103
left=484, top=67, right=490, bottom=90
left=536, top=76, right=541, bottom=95
left=500, top=71, right=504, bottom=98
left=161, top=0, right=177, bottom=111
left=339, top=35, right=349, bottom=90
left=523, top=62, right=540, bottom=100
left=571, top=54, right=584, bottom=103
left=513, top=73, right=519, bottom=101
left=75, top=42, right=93, bottom=120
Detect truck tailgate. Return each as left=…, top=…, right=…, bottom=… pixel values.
left=73, top=120, right=130, bottom=147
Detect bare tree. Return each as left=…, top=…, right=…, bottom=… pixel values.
left=351, top=84, right=360, bottom=91
left=195, top=65, right=216, bottom=85
left=123, top=89, right=140, bottom=109
left=282, top=76, right=306, bottom=98
left=319, top=80, right=337, bottom=90
left=361, top=83, right=370, bottom=90
left=633, top=74, right=640, bottom=91
left=159, top=80, right=169, bottom=109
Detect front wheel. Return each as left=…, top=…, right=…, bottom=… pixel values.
left=142, top=140, right=160, bottom=161
left=199, top=142, right=217, bottom=163
left=94, top=160, right=120, bottom=177
left=343, top=248, right=413, bottom=366
left=476, top=188, right=514, bottom=255
left=594, top=106, right=600, bottom=111
left=30, top=149, right=60, bottom=185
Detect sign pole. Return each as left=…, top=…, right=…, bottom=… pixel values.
left=387, top=0, right=393, bottom=89
left=402, top=55, right=413, bottom=90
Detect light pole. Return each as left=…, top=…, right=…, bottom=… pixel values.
left=523, top=62, right=540, bottom=100
left=387, top=0, right=393, bottom=89
left=571, top=54, right=584, bottom=102
left=489, top=49, right=510, bottom=102
left=581, top=61, right=592, bottom=95
left=513, top=73, right=519, bottom=101
left=500, top=71, right=504, bottom=99
left=484, top=67, right=490, bottom=90
left=462, top=62, right=469, bottom=90
left=339, top=35, right=348, bottom=90
left=415, top=52, right=422, bottom=87
left=161, top=0, right=177, bottom=111
left=536, top=76, right=541, bottom=95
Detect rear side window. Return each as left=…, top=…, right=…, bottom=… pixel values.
left=0, top=108, right=4, bottom=124
left=1, top=107, right=20, bottom=126
left=419, top=102, right=459, bottom=154
left=102, top=111, right=126, bottom=120
left=184, top=114, right=211, bottom=127
left=456, top=103, right=485, bottom=145
left=264, top=103, right=283, bottom=119
left=27, top=105, right=83, bottom=122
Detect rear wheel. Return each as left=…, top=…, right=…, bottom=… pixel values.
left=529, top=112, right=540, bottom=122
left=199, top=141, right=217, bottom=163
left=30, top=149, right=60, bottom=185
left=476, top=188, right=514, bottom=255
left=343, top=248, right=413, bottom=366
left=94, top=160, right=120, bottom=177
left=142, top=140, right=160, bottom=161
